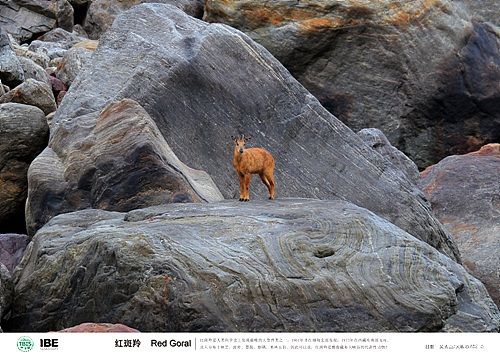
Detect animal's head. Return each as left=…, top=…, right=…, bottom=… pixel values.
left=232, top=134, right=251, bottom=154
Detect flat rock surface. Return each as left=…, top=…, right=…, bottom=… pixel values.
left=38, top=3, right=458, bottom=261
left=7, top=199, right=500, bottom=332
left=419, top=144, right=500, bottom=307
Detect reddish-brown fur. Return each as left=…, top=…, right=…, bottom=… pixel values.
left=232, top=135, right=275, bottom=201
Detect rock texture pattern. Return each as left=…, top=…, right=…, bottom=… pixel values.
left=59, top=322, right=139, bottom=332
left=8, top=200, right=500, bottom=332
left=204, top=0, right=500, bottom=168
left=83, top=0, right=205, bottom=39
left=358, top=128, right=419, bottom=184
left=34, top=3, right=458, bottom=260
left=0, top=0, right=74, bottom=42
left=26, top=99, right=223, bottom=235
left=0, top=234, right=30, bottom=273
left=0, top=103, right=49, bottom=233
left=419, top=144, right=500, bottom=308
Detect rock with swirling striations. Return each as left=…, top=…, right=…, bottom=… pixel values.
left=0, top=79, right=56, bottom=115
left=419, top=144, right=500, bottom=308
left=25, top=99, right=223, bottom=235
left=0, top=0, right=74, bottom=43
left=33, top=3, right=459, bottom=260
left=0, top=263, right=12, bottom=332
left=357, top=128, right=419, bottom=184
left=8, top=199, right=500, bottom=332
left=0, top=103, right=49, bottom=234
left=83, top=0, right=205, bottom=40
left=0, top=234, right=30, bottom=273
left=204, top=0, right=500, bottom=168
left=59, top=322, right=139, bottom=332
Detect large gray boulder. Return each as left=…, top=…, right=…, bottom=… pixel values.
left=0, top=103, right=48, bottom=233
left=33, top=3, right=459, bottom=260
left=83, top=0, right=205, bottom=39
left=0, top=0, right=74, bottom=42
left=419, top=144, right=500, bottom=308
left=204, top=0, right=500, bottom=168
left=8, top=200, right=500, bottom=332
left=26, top=99, right=223, bottom=235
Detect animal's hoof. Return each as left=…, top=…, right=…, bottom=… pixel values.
left=239, top=198, right=243, bottom=201
left=244, top=199, right=249, bottom=202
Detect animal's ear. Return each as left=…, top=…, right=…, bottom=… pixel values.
left=231, top=135, right=237, bottom=142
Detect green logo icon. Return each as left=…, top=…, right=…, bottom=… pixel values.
left=17, top=336, right=34, bottom=352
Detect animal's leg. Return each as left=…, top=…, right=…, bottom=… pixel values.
left=238, top=174, right=245, bottom=201
left=265, top=171, right=275, bottom=200
left=244, top=174, right=251, bottom=201
left=259, top=173, right=272, bottom=197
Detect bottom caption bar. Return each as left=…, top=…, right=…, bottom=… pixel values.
left=2, top=332, right=498, bottom=357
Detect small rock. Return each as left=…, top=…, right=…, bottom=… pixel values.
left=50, top=76, right=67, bottom=94
left=0, top=234, right=30, bottom=273
left=0, top=28, right=24, bottom=88
left=13, top=45, right=50, bottom=69
left=38, top=27, right=85, bottom=48
left=0, top=79, right=57, bottom=115
left=28, top=40, right=68, bottom=60
left=55, top=46, right=94, bottom=86
left=17, top=57, right=51, bottom=86
left=72, top=25, right=89, bottom=38
left=0, top=263, right=13, bottom=332
left=56, top=90, right=67, bottom=106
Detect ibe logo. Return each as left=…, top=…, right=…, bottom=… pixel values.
left=40, top=338, right=59, bottom=350
left=17, top=337, right=34, bottom=352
